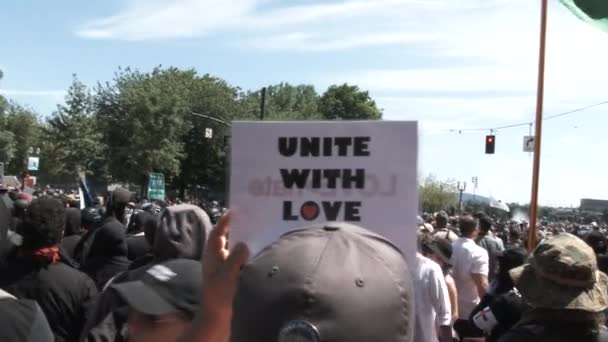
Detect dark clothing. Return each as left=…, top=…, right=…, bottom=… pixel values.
left=0, top=194, right=11, bottom=259
left=126, top=234, right=150, bottom=261
left=64, top=208, right=82, bottom=236
left=80, top=217, right=130, bottom=289
left=0, top=253, right=98, bottom=342
left=0, top=290, right=54, bottom=342
left=61, top=234, right=82, bottom=260
left=471, top=290, right=528, bottom=342
left=499, top=309, right=608, bottom=342
left=597, top=255, right=608, bottom=275
left=478, top=234, right=504, bottom=281
left=73, top=228, right=97, bottom=265
left=129, top=253, right=155, bottom=270
left=80, top=263, right=152, bottom=342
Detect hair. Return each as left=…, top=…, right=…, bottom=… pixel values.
left=479, top=215, right=493, bottom=233
left=435, top=213, right=448, bottom=228
left=20, top=197, right=66, bottom=250
left=459, top=215, right=477, bottom=237
left=585, top=231, right=607, bottom=255
left=417, top=232, right=434, bottom=256
left=143, top=213, right=159, bottom=246
left=474, top=211, right=487, bottom=219
left=106, top=188, right=132, bottom=223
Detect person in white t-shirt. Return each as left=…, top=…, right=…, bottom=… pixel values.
left=450, top=215, right=489, bottom=338
left=414, top=234, right=452, bottom=342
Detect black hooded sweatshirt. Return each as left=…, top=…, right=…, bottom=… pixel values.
left=79, top=205, right=211, bottom=342
left=61, top=208, right=82, bottom=259
left=0, top=249, right=98, bottom=342
left=80, top=216, right=131, bottom=290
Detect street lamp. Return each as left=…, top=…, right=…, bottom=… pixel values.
left=457, top=181, right=467, bottom=214
left=471, top=176, right=479, bottom=201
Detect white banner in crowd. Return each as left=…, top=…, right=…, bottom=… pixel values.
left=229, top=120, right=418, bottom=265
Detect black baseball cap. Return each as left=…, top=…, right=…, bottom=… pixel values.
left=426, top=238, right=453, bottom=266
left=111, top=259, right=201, bottom=318
left=230, top=222, right=414, bottom=342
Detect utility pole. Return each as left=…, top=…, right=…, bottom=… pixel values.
left=260, top=87, right=266, bottom=120
left=457, top=181, right=467, bottom=214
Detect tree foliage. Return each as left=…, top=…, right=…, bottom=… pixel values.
left=44, top=75, right=104, bottom=179
left=96, top=67, right=191, bottom=184
left=419, top=175, right=458, bottom=213
left=2, top=103, right=41, bottom=175
left=319, top=83, right=382, bottom=120
left=0, top=66, right=383, bottom=197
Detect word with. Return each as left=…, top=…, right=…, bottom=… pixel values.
left=280, top=169, right=365, bottom=189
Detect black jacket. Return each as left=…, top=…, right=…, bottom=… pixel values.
left=126, top=234, right=150, bottom=261
left=499, top=309, right=608, bottom=342
left=80, top=217, right=130, bottom=289
left=0, top=252, right=98, bottom=342
left=0, top=289, right=54, bottom=342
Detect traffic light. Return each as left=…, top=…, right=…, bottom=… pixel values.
left=485, top=135, right=496, bottom=154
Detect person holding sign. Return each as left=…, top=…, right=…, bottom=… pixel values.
left=181, top=213, right=415, bottom=342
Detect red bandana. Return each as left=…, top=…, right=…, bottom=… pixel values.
left=32, top=246, right=61, bottom=264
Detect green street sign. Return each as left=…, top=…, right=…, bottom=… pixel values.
left=148, top=172, right=166, bottom=201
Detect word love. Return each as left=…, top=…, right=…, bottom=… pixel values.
left=283, top=201, right=361, bottom=221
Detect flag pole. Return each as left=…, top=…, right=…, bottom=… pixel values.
left=528, top=0, right=549, bottom=253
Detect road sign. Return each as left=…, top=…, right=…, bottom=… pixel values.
left=27, top=157, right=39, bottom=171
left=148, top=172, right=166, bottom=201
left=205, top=128, right=213, bottom=139
left=523, top=136, right=535, bottom=152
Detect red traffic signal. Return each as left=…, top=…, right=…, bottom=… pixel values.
left=485, top=135, right=496, bottom=154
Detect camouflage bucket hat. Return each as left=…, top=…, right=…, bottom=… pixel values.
left=510, top=233, right=608, bottom=312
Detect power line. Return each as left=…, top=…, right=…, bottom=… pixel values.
left=447, top=100, right=608, bottom=134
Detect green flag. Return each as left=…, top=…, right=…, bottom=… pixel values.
left=561, top=0, right=608, bottom=32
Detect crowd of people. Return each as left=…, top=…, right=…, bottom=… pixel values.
left=1, top=183, right=608, bottom=342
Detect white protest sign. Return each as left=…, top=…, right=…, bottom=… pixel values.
left=229, top=121, right=418, bottom=265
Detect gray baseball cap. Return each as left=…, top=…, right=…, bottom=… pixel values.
left=230, top=222, right=414, bottom=342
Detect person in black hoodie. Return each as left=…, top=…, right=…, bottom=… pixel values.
left=0, top=197, right=98, bottom=342
left=80, top=204, right=212, bottom=342
left=80, top=188, right=132, bottom=290
left=61, top=207, right=82, bottom=259
left=72, top=207, right=103, bottom=265
left=126, top=210, right=154, bottom=262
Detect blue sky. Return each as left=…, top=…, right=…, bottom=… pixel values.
left=1, top=0, right=607, bottom=207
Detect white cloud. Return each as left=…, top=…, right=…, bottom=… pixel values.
left=72, top=0, right=608, bottom=205
left=77, top=0, right=258, bottom=40
left=249, top=31, right=439, bottom=51
left=0, top=89, right=66, bottom=97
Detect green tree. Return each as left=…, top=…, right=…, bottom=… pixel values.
left=419, top=175, right=458, bottom=213
left=239, top=83, right=323, bottom=120
left=3, top=102, right=42, bottom=175
left=0, top=69, right=15, bottom=168
left=45, top=75, right=104, bottom=179
left=182, top=74, right=242, bottom=195
left=95, top=67, right=192, bottom=185
left=319, top=83, right=382, bottom=120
